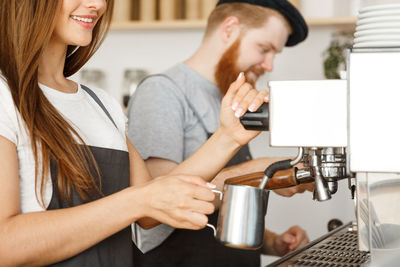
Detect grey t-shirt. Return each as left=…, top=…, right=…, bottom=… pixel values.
left=127, top=63, right=222, bottom=163
left=127, top=63, right=222, bottom=253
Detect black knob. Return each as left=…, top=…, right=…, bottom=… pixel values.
left=327, top=219, right=343, bottom=232
left=240, top=102, right=269, bottom=131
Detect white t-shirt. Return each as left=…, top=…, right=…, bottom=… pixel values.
left=0, top=77, right=128, bottom=213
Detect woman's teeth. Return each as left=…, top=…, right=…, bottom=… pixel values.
left=71, top=15, right=93, bottom=23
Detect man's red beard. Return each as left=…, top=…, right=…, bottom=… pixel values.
left=215, top=39, right=242, bottom=95
left=215, top=39, right=264, bottom=95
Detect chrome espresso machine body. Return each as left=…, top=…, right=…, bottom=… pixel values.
left=241, top=79, right=349, bottom=202
left=240, top=49, right=400, bottom=266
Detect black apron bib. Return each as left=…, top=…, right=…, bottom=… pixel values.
left=46, top=85, right=134, bottom=267
left=132, top=76, right=261, bottom=267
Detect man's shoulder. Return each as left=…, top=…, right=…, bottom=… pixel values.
left=137, top=64, right=192, bottom=98
left=163, top=63, right=196, bottom=87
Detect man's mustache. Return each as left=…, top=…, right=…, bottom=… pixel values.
left=246, top=67, right=264, bottom=77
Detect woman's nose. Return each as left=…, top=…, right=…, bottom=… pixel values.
left=86, top=0, right=106, bottom=11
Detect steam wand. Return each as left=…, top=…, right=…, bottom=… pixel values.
left=259, top=148, right=304, bottom=189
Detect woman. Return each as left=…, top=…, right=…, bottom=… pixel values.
left=0, top=0, right=268, bottom=266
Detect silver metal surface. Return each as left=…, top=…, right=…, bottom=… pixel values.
left=356, top=173, right=370, bottom=252
left=206, top=190, right=223, bottom=236
left=358, top=173, right=400, bottom=251
left=215, top=183, right=269, bottom=249
left=268, top=223, right=370, bottom=267
left=327, top=181, right=338, bottom=195
left=311, top=147, right=347, bottom=180
left=313, top=169, right=331, bottom=201
left=290, top=147, right=304, bottom=166
left=259, top=174, right=269, bottom=191
left=296, top=169, right=312, bottom=181
left=297, top=147, right=347, bottom=201
left=310, top=148, right=332, bottom=201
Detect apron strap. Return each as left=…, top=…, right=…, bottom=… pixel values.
left=81, top=84, right=118, bottom=130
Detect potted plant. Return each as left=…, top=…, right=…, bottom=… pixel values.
left=323, top=31, right=354, bottom=79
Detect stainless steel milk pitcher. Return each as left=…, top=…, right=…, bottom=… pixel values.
left=207, top=180, right=269, bottom=249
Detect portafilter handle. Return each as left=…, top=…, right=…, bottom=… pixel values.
left=240, top=103, right=269, bottom=131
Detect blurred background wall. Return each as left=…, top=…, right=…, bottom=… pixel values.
left=72, top=1, right=360, bottom=264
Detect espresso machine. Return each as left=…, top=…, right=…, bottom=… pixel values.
left=238, top=48, right=400, bottom=266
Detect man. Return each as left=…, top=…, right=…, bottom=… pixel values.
left=128, top=0, right=311, bottom=266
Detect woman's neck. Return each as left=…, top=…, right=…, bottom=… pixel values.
left=38, top=40, right=77, bottom=93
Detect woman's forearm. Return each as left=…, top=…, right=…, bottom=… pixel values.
left=0, top=187, right=142, bottom=266
left=170, top=127, right=241, bottom=181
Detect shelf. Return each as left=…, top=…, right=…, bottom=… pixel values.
left=307, top=17, right=357, bottom=26
left=110, top=17, right=356, bottom=30
left=111, top=20, right=206, bottom=30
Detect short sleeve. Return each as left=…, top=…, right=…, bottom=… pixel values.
left=0, top=78, right=18, bottom=144
left=126, top=76, right=185, bottom=163
left=132, top=223, right=174, bottom=253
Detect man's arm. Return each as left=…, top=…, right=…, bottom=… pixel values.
left=262, top=226, right=309, bottom=256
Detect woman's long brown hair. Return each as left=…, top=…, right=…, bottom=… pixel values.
left=0, top=0, right=114, bottom=205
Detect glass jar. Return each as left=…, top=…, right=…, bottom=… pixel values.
left=122, top=69, right=148, bottom=108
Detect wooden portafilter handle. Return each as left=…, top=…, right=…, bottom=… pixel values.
left=226, top=169, right=301, bottom=190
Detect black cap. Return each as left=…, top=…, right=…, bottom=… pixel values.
left=216, top=0, right=308, bottom=46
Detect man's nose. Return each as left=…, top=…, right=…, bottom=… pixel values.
left=260, top=53, right=275, bottom=72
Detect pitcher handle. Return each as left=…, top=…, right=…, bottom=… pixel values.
left=206, top=189, right=223, bottom=237
left=212, top=189, right=223, bottom=200
left=206, top=223, right=217, bottom=236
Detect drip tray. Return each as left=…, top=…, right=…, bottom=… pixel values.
left=267, top=222, right=370, bottom=267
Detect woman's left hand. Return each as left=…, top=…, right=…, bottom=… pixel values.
left=219, top=72, right=269, bottom=146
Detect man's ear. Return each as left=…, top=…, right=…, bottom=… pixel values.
left=219, top=16, right=241, bottom=44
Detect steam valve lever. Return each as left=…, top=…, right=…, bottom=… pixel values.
left=240, top=102, right=269, bottom=131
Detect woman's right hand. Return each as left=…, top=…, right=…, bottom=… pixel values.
left=135, top=174, right=216, bottom=230
left=219, top=73, right=269, bottom=146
